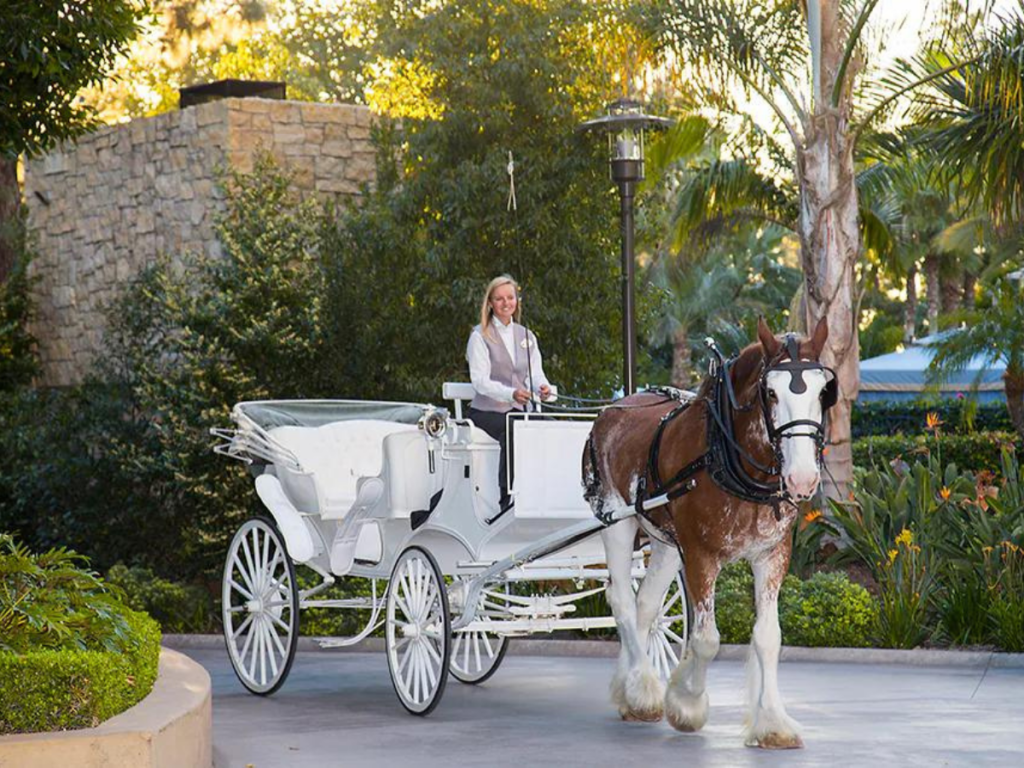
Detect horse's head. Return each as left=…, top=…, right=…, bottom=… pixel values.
left=756, top=317, right=835, bottom=501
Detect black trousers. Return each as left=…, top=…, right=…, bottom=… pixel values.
left=466, top=406, right=525, bottom=501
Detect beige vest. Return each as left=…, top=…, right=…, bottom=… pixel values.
left=470, top=322, right=532, bottom=413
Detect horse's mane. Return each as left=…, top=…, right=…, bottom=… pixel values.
left=695, top=341, right=764, bottom=400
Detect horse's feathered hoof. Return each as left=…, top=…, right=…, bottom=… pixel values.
left=665, top=688, right=709, bottom=733
left=619, top=707, right=663, bottom=723
left=748, top=732, right=804, bottom=750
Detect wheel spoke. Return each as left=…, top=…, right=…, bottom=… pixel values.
left=231, top=613, right=255, bottom=640
left=230, top=578, right=254, bottom=601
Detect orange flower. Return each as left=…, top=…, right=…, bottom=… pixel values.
left=804, top=509, right=823, bottom=523
left=925, top=412, right=944, bottom=432
left=940, top=487, right=952, bottom=501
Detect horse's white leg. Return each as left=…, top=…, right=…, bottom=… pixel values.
left=744, top=547, right=803, bottom=749
left=602, top=518, right=662, bottom=721
left=634, top=536, right=682, bottom=674
left=665, top=557, right=720, bottom=732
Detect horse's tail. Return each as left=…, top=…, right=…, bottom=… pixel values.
left=581, top=431, right=602, bottom=509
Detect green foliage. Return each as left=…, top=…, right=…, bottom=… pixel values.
left=0, top=384, right=171, bottom=573
left=790, top=509, right=840, bottom=580
left=0, top=534, right=133, bottom=654
left=831, top=446, right=1024, bottom=650
left=295, top=569, right=380, bottom=638
left=106, top=565, right=213, bottom=634
left=852, top=398, right=1013, bottom=438
left=325, top=0, right=633, bottom=400
left=0, top=609, right=161, bottom=734
left=0, top=241, right=38, bottom=391
left=852, top=432, right=1022, bottom=476
left=714, top=561, right=756, bottom=645
left=779, top=572, right=877, bottom=648
left=1, top=0, right=145, bottom=157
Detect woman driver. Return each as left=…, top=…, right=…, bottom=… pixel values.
left=466, top=275, right=551, bottom=511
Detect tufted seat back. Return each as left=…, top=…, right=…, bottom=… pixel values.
left=269, top=420, right=419, bottom=519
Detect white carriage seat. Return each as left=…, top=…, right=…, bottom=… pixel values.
left=268, top=420, right=418, bottom=519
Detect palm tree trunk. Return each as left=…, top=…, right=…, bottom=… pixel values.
left=0, top=156, right=19, bottom=285
left=924, top=252, right=940, bottom=333
left=1005, top=369, right=1024, bottom=438
left=962, top=272, right=977, bottom=310
left=796, top=118, right=859, bottom=501
left=670, top=325, right=692, bottom=388
left=941, top=268, right=962, bottom=313
left=904, top=264, right=918, bottom=342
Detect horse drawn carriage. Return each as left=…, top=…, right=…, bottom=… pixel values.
left=212, top=319, right=834, bottom=748
left=211, top=383, right=688, bottom=715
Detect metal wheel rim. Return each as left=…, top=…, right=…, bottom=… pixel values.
left=385, top=547, right=450, bottom=714
left=646, top=573, right=688, bottom=682
left=222, top=518, right=298, bottom=695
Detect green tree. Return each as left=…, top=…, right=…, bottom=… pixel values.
left=929, top=278, right=1024, bottom=438
left=647, top=0, right=999, bottom=496
left=1, top=0, right=145, bottom=282
left=325, top=0, right=650, bottom=401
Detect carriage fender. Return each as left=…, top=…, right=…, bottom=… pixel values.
left=255, top=474, right=316, bottom=563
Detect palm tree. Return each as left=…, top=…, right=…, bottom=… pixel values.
left=929, top=278, right=1024, bottom=437
left=646, top=0, right=1005, bottom=496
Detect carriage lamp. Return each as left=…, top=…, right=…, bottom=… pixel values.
left=419, top=409, right=449, bottom=439
left=580, top=99, right=672, bottom=395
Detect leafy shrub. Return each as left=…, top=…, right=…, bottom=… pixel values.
left=0, top=242, right=39, bottom=392
left=0, top=534, right=133, bottom=653
left=106, top=564, right=213, bottom=634
left=852, top=399, right=1013, bottom=438
left=0, top=535, right=162, bottom=734
left=790, top=507, right=840, bottom=579
left=852, top=432, right=1021, bottom=476
left=0, top=609, right=161, bottom=734
left=715, top=561, right=757, bottom=644
left=779, top=571, right=876, bottom=648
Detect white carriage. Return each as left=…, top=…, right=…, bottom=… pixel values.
left=212, top=384, right=688, bottom=714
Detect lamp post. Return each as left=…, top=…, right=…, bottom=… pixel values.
left=580, top=99, right=672, bottom=395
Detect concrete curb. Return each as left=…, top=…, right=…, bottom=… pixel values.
left=163, top=634, right=1024, bottom=668
left=0, top=648, right=212, bottom=768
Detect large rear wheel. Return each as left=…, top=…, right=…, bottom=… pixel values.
left=222, top=517, right=299, bottom=695
left=385, top=546, right=451, bottom=715
left=646, top=571, right=688, bottom=682
left=450, top=581, right=510, bottom=684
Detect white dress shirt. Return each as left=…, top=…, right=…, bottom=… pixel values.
left=466, top=319, right=550, bottom=404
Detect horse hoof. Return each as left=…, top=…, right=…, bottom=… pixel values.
left=620, top=708, right=663, bottom=723
left=750, top=732, right=804, bottom=750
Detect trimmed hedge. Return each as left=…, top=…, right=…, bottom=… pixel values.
left=852, top=432, right=1022, bottom=475
left=0, top=609, right=161, bottom=735
left=852, top=399, right=1013, bottom=438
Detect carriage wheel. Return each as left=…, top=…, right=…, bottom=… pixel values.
left=450, top=582, right=510, bottom=685
left=222, top=517, right=300, bottom=695
left=646, top=572, right=688, bottom=682
left=385, top=546, right=451, bottom=715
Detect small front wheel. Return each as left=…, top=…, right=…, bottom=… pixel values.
left=222, top=517, right=300, bottom=695
left=385, top=546, right=451, bottom=715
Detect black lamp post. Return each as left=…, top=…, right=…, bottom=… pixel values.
left=580, top=99, right=672, bottom=395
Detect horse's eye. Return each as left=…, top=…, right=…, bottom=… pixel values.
left=767, top=389, right=778, bottom=402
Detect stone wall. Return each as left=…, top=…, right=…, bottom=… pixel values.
left=24, top=98, right=375, bottom=386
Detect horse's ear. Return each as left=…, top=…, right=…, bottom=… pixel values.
left=809, top=316, right=829, bottom=359
left=757, top=316, right=781, bottom=359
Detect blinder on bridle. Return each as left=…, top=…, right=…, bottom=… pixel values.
left=758, top=334, right=837, bottom=459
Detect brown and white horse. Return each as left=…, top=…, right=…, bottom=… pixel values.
left=583, top=317, right=833, bottom=749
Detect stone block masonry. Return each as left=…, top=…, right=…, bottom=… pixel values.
left=24, top=99, right=376, bottom=386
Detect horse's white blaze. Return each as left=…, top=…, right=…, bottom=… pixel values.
left=764, top=366, right=828, bottom=500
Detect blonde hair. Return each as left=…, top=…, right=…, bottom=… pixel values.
left=479, top=274, right=521, bottom=342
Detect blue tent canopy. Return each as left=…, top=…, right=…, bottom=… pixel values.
left=858, top=333, right=1007, bottom=403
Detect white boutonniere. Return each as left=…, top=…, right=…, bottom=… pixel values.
left=520, top=339, right=529, bottom=349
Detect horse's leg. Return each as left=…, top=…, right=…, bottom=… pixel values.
left=664, top=554, right=720, bottom=732
left=602, top=517, right=663, bottom=722
left=634, top=536, right=682, bottom=674
left=745, top=543, right=803, bottom=749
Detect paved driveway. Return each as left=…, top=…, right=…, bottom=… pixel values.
left=181, top=645, right=1024, bottom=768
